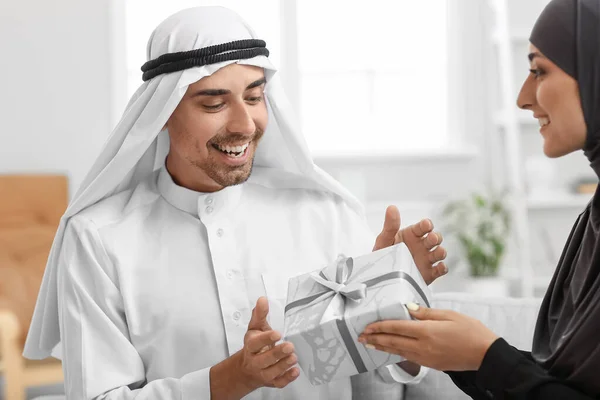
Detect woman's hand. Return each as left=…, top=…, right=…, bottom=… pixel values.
left=358, top=303, right=499, bottom=371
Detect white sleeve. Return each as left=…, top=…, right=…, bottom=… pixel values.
left=57, top=217, right=211, bottom=400
left=378, top=364, right=429, bottom=385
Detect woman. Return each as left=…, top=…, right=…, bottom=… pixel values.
left=358, top=0, right=600, bottom=398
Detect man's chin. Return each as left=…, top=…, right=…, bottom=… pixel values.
left=210, top=162, right=254, bottom=188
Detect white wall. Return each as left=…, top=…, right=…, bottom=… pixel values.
left=312, top=0, right=492, bottom=292
left=0, top=0, right=114, bottom=196
left=0, top=0, right=486, bottom=294
left=0, top=1, right=483, bottom=210
left=3, top=0, right=582, bottom=297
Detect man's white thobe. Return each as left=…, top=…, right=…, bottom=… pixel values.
left=58, top=166, right=414, bottom=399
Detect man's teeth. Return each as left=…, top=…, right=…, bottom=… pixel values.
left=538, top=117, right=550, bottom=127
left=216, top=142, right=249, bottom=156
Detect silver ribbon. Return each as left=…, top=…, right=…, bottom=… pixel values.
left=309, top=256, right=367, bottom=302
left=284, top=254, right=430, bottom=375
left=285, top=255, right=430, bottom=313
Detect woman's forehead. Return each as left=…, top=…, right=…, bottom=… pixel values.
left=529, top=43, right=539, bottom=54
left=528, top=43, right=547, bottom=63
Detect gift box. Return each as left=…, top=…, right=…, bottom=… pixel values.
left=282, top=243, right=431, bottom=385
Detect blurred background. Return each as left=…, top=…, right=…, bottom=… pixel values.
left=0, top=0, right=596, bottom=398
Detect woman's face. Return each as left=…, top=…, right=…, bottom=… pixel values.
left=517, top=44, right=587, bottom=158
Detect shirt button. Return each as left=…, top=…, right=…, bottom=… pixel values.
left=205, top=206, right=214, bottom=214
left=227, top=270, right=234, bottom=279
left=217, top=228, right=224, bottom=237
left=205, top=197, right=214, bottom=205
left=233, top=311, right=241, bottom=321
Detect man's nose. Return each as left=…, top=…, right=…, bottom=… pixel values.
left=227, top=103, right=256, bottom=135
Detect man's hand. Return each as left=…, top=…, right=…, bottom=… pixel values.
left=210, top=297, right=299, bottom=399
left=239, top=297, right=300, bottom=389
left=373, top=205, right=448, bottom=285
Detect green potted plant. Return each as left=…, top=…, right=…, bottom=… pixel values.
left=442, top=191, right=511, bottom=296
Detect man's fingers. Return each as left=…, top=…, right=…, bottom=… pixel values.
left=260, top=353, right=299, bottom=382
left=258, top=345, right=271, bottom=354
left=253, top=342, right=295, bottom=369
left=431, top=262, right=449, bottom=280
left=267, top=366, right=300, bottom=388
left=428, top=246, right=447, bottom=264
left=424, top=231, right=443, bottom=250
left=373, top=206, right=401, bottom=250
left=410, top=219, right=433, bottom=238
left=246, top=330, right=281, bottom=354
left=362, top=319, right=423, bottom=338
left=248, top=296, right=270, bottom=331
left=383, top=205, right=401, bottom=234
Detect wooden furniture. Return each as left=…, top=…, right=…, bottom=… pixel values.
left=0, top=175, right=67, bottom=400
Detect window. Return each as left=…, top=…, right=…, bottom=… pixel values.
left=124, top=0, right=449, bottom=156
left=296, top=1, right=448, bottom=155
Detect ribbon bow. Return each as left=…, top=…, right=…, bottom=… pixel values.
left=284, top=252, right=430, bottom=315
left=309, top=255, right=368, bottom=302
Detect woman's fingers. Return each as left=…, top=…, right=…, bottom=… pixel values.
left=359, top=332, right=421, bottom=354
left=362, top=319, right=423, bottom=337
left=409, top=305, right=456, bottom=321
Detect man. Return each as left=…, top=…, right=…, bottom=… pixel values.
left=24, top=7, right=447, bottom=399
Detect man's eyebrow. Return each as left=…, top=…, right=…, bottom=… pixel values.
left=192, top=88, right=230, bottom=97
left=528, top=52, right=543, bottom=62
left=246, top=78, right=267, bottom=90
left=191, top=78, right=266, bottom=97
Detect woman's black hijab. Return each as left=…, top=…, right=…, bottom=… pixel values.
left=530, top=0, right=600, bottom=395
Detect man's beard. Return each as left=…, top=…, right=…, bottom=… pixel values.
left=192, top=128, right=264, bottom=188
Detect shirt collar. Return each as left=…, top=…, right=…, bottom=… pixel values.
left=157, top=165, right=243, bottom=218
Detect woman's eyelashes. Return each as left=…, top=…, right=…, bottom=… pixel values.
left=529, top=68, right=545, bottom=79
